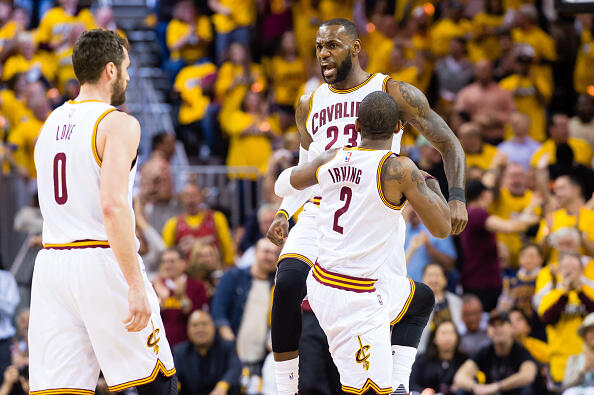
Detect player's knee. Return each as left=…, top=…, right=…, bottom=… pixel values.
left=412, top=281, right=435, bottom=319
left=136, top=373, right=178, bottom=395
left=273, top=258, right=309, bottom=307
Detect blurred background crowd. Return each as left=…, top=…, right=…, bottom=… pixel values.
left=0, top=0, right=594, bottom=394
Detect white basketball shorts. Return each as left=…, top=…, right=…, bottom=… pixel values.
left=28, top=246, right=175, bottom=395
left=279, top=202, right=319, bottom=268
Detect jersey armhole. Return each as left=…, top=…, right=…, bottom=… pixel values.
left=382, top=76, right=392, bottom=92
left=92, top=108, right=118, bottom=167
left=305, top=85, right=322, bottom=136
left=376, top=152, right=407, bottom=210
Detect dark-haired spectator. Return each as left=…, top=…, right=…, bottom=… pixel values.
left=162, top=182, right=234, bottom=265
left=509, top=308, right=549, bottom=365
left=211, top=238, right=278, bottom=342
left=429, top=4, right=471, bottom=59
left=173, top=310, right=241, bottom=395
left=238, top=204, right=278, bottom=266
left=138, top=154, right=179, bottom=232
left=418, top=264, right=463, bottom=353
left=151, top=132, right=177, bottom=163
left=188, top=242, right=224, bottom=299
left=165, top=0, right=212, bottom=79
left=468, top=0, right=505, bottom=62
left=453, top=312, right=537, bottom=395
left=458, top=295, right=490, bottom=356
left=435, top=38, right=474, bottom=107
left=405, top=209, right=457, bottom=283
left=530, top=113, right=592, bottom=169
left=454, top=59, right=515, bottom=144
left=493, top=32, right=516, bottom=81
left=548, top=143, right=594, bottom=200
left=498, top=244, right=543, bottom=317
left=153, top=248, right=209, bottom=346
left=538, top=252, right=594, bottom=384
left=499, top=44, right=550, bottom=142
left=569, top=94, right=594, bottom=149
left=461, top=180, right=538, bottom=310
left=563, top=312, right=594, bottom=390
left=459, top=122, right=498, bottom=171
left=497, top=112, right=540, bottom=170
left=0, top=269, right=18, bottom=387
left=410, top=320, right=467, bottom=394
left=267, top=31, right=307, bottom=111
left=208, top=0, right=255, bottom=64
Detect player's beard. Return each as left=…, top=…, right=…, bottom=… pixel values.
left=110, top=68, right=127, bottom=106
left=322, top=55, right=352, bottom=84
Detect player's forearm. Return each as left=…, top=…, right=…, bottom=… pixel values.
left=278, top=189, right=313, bottom=217
left=102, top=201, right=144, bottom=289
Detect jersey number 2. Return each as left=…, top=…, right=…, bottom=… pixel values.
left=53, top=153, right=68, bottom=205
left=325, top=124, right=358, bottom=150
left=333, top=186, right=352, bottom=234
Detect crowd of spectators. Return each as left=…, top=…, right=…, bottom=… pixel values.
left=0, top=0, right=594, bottom=394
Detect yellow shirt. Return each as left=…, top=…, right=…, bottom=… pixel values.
left=489, top=188, right=538, bottom=268
left=465, top=143, right=498, bottom=170
left=269, top=56, right=306, bottom=106
left=319, top=0, right=353, bottom=21
left=221, top=110, right=280, bottom=179
left=530, top=137, right=593, bottom=168
left=499, top=74, right=550, bottom=142
left=523, top=336, right=550, bottom=365
left=390, top=66, right=420, bottom=87
left=469, top=12, right=504, bottom=62
left=166, top=16, right=213, bottom=63
left=0, top=21, right=21, bottom=52
left=36, top=7, right=96, bottom=48
left=0, top=90, right=32, bottom=130
left=215, top=62, right=267, bottom=112
left=7, top=117, right=43, bottom=178
left=162, top=212, right=235, bottom=266
left=211, top=0, right=255, bottom=33
left=512, top=27, right=556, bottom=94
left=2, top=52, right=57, bottom=82
left=429, top=18, right=472, bottom=58
left=574, top=30, right=594, bottom=95
left=362, top=29, right=393, bottom=73
left=174, top=62, right=217, bottom=125
left=292, top=0, right=321, bottom=61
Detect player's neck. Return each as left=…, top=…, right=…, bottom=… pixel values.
left=74, top=84, right=112, bottom=105
left=330, top=66, right=369, bottom=91
left=359, top=137, right=391, bottom=150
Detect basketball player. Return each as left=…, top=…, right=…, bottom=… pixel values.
left=267, top=19, right=466, bottom=394
left=275, top=92, right=446, bottom=394
left=29, top=30, right=177, bottom=394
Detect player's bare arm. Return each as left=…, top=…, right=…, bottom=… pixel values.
left=274, top=148, right=339, bottom=197
left=267, top=94, right=314, bottom=246
left=98, top=111, right=151, bottom=332
left=386, top=80, right=467, bottom=235
left=381, top=155, right=451, bottom=238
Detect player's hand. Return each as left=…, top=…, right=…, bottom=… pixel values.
left=449, top=199, right=468, bottom=235
left=267, top=212, right=289, bottom=246
left=123, top=285, right=151, bottom=332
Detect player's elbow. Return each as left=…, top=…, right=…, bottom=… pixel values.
left=428, top=221, right=451, bottom=239
left=100, top=196, right=128, bottom=219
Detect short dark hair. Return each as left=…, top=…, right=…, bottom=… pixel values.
left=72, top=29, right=129, bottom=85
left=320, top=18, right=359, bottom=40
left=465, top=179, right=487, bottom=203
left=358, top=91, right=400, bottom=140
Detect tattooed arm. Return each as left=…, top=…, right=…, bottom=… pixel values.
left=381, top=155, right=451, bottom=238
left=387, top=80, right=467, bottom=234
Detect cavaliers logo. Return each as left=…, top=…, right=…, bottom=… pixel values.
left=354, top=335, right=370, bottom=371
left=146, top=320, right=161, bottom=355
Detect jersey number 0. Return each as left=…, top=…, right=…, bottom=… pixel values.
left=53, top=153, right=68, bottom=205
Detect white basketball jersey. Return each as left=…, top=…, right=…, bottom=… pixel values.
left=316, top=147, right=407, bottom=279
left=306, top=73, right=402, bottom=196
left=35, top=100, right=137, bottom=245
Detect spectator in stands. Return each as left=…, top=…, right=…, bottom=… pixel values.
left=134, top=196, right=166, bottom=278
left=454, top=60, right=515, bottom=145
left=268, top=31, right=306, bottom=111
left=153, top=248, right=209, bottom=346
left=238, top=203, right=278, bottom=267
left=418, top=264, right=463, bottom=353
left=535, top=176, right=594, bottom=263
left=434, top=38, right=474, bottom=108
left=385, top=43, right=421, bottom=87
left=499, top=243, right=543, bottom=317
left=538, top=252, right=594, bottom=385
left=468, top=0, right=505, bottom=62
left=173, top=310, right=241, bottom=395
left=453, top=311, right=537, bottom=395
left=548, top=143, right=594, bottom=201
left=509, top=308, right=549, bottom=365
left=414, top=136, right=448, bottom=199
left=11, top=309, right=28, bottom=370
left=151, top=132, right=177, bottom=163
left=569, top=94, right=594, bottom=149
left=94, top=6, right=121, bottom=37
left=404, top=209, right=456, bottom=283
left=0, top=267, right=18, bottom=387
left=0, top=365, right=28, bottom=395
left=563, top=312, right=594, bottom=390
left=458, top=294, right=490, bottom=356
left=458, top=122, right=498, bottom=171
left=2, top=33, right=52, bottom=83
left=35, top=0, right=95, bottom=51
left=410, top=320, right=467, bottom=394
left=188, top=242, right=223, bottom=300
left=500, top=44, right=550, bottom=142
left=211, top=238, right=278, bottom=342
left=162, top=182, right=234, bottom=266
left=574, top=15, right=594, bottom=95
left=530, top=113, right=592, bottom=169
left=497, top=112, right=540, bottom=170
left=208, top=0, right=255, bottom=64
left=493, top=32, right=516, bottom=81
left=138, top=154, right=178, bottom=232
left=461, top=180, right=538, bottom=311
left=165, top=0, right=212, bottom=79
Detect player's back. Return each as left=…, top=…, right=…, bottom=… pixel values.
left=316, top=147, right=406, bottom=279
left=34, top=100, right=135, bottom=245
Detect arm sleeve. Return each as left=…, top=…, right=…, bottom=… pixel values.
left=278, top=146, right=314, bottom=217
left=539, top=290, right=569, bottom=324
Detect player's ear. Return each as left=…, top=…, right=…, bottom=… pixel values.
left=355, top=118, right=361, bottom=132
left=106, top=61, right=117, bottom=80
left=351, top=39, right=361, bottom=56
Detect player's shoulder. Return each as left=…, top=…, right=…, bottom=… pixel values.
left=98, top=110, right=140, bottom=140
left=381, top=154, right=417, bottom=183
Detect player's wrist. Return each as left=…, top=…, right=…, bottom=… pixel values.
left=276, top=209, right=289, bottom=221
left=448, top=187, right=466, bottom=203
